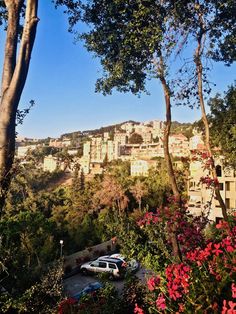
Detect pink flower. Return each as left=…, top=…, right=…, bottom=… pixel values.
left=222, top=236, right=235, bottom=253
left=147, top=276, right=161, bottom=291
left=221, top=300, right=236, bottom=314
left=228, top=300, right=236, bottom=312
left=156, top=293, right=166, bottom=310
left=178, top=303, right=185, bottom=313
left=222, top=299, right=228, bottom=314
left=232, top=283, right=236, bottom=298
left=134, top=303, right=144, bottom=314
left=212, top=243, right=223, bottom=256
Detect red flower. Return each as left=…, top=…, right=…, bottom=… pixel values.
left=212, top=243, right=223, bottom=256
left=156, top=293, right=166, bottom=310
left=147, top=276, right=161, bottom=291
left=232, top=283, right=236, bottom=298
left=222, top=299, right=236, bottom=314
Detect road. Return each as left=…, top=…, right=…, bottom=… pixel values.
left=63, top=267, right=151, bottom=297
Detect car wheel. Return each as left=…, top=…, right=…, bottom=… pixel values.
left=81, top=268, right=88, bottom=275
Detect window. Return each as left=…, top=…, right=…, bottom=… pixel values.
left=108, top=263, right=116, bottom=269
left=91, top=261, right=99, bottom=267
left=226, top=182, right=234, bottom=191
left=216, top=165, right=222, bottom=177
left=226, top=198, right=230, bottom=209
left=98, top=262, right=107, bottom=268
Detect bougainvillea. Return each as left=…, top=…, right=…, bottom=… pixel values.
left=135, top=214, right=236, bottom=313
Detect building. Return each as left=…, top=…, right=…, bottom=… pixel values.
left=49, top=139, right=63, bottom=148
left=114, top=131, right=127, bottom=145
left=169, top=134, right=189, bottom=157
left=43, top=155, right=58, bottom=172
left=189, top=134, right=205, bottom=151
left=103, top=132, right=110, bottom=142
left=79, top=156, right=90, bottom=175
left=17, top=145, right=37, bottom=158
left=188, top=156, right=236, bottom=222
left=130, top=159, right=157, bottom=176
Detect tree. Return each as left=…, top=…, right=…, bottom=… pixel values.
left=0, top=1, right=39, bottom=213
left=0, top=211, right=58, bottom=294
left=169, top=0, right=235, bottom=220
left=94, top=175, right=129, bottom=216
left=0, top=0, right=81, bottom=213
left=129, top=133, right=143, bottom=144
left=76, top=0, right=182, bottom=259
left=0, top=260, right=64, bottom=313
left=130, top=179, right=148, bottom=211
left=208, top=83, right=236, bottom=167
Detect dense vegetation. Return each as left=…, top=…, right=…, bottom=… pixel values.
left=0, top=155, right=188, bottom=312
left=0, top=0, right=235, bottom=313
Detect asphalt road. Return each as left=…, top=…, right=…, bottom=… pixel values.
left=63, top=267, right=150, bottom=297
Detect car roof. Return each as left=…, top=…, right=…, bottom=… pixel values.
left=97, top=257, right=123, bottom=264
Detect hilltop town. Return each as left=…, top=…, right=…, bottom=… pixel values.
left=16, top=119, right=236, bottom=223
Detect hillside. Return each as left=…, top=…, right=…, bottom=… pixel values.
left=61, top=120, right=140, bottom=139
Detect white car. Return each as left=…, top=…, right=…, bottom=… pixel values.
left=99, top=254, right=139, bottom=272
left=80, top=257, right=126, bottom=278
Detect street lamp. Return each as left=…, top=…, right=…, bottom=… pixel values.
left=59, top=240, right=64, bottom=258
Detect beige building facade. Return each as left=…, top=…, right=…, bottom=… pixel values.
left=188, top=157, right=236, bottom=222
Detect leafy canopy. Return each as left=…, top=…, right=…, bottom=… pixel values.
left=208, top=83, right=236, bottom=166
left=80, top=0, right=166, bottom=95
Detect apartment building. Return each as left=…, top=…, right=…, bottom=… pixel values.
left=188, top=157, right=236, bottom=222
left=130, top=159, right=157, bottom=176
left=17, top=145, right=37, bottom=158
left=169, top=134, right=189, bottom=157
left=83, top=138, right=120, bottom=162
left=114, top=131, right=128, bottom=145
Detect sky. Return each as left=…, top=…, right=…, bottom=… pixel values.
left=1, top=1, right=235, bottom=139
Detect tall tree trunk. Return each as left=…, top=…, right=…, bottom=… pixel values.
left=195, top=36, right=228, bottom=221
left=158, top=57, right=182, bottom=261
left=0, top=0, right=39, bottom=213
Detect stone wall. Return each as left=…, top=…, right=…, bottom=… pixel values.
left=64, top=238, right=117, bottom=274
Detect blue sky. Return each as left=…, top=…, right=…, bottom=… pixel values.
left=1, top=1, right=234, bottom=138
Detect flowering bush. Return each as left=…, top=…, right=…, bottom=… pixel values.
left=135, top=214, right=236, bottom=313
left=137, top=200, right=208, bottom=257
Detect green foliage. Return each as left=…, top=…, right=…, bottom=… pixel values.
left=170, top=121, right=194, bottom=139
left=4, top=164, right=68, bottom=216
left=78, top=0, right=166, bottom=95
left=0, top=261, right=64, bottom=314
left=0, top=211, right=59, bottom=293
left=122, top=276, right=148, bottom=314
left=208, top=83, right=236, bottom=166
left=143, top=165, right=172, bottom=209
left=76, top=282, right=121, bottom=314
left=25, top=146, right=59, bottom=163
left=129, top=132, right=143, bottom=144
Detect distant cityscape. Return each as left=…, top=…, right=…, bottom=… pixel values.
left=16, top=119, right=236, bottom=222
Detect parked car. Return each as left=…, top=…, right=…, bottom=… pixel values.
left=72, top=282, right=103, bottom=301
left=80, top=257, right=126, bottom=278
left=99, top=253, right=140, bottom=273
